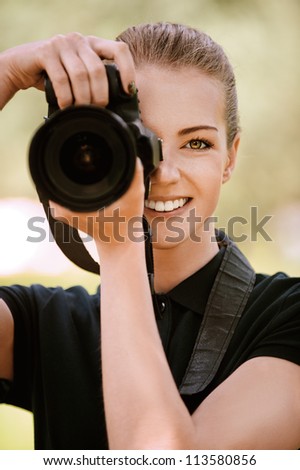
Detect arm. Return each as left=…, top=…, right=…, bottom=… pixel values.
left=99, top=238, right=300, bottom=449
left=99, top=245, right=195, bottom=449
left=99, top=232, right=300, bottom=450
left=0, top=300, right=14, bottom=380
left=194, top=356, right=300, bottom=449
left=96, top=164, right=194, bottom=449
left=0, top=31, right=135, bottom=385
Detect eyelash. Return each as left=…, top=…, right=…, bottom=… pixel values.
left=183, top=138, right=214, bottom=151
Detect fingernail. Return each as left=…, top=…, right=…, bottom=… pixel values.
left=128, top=81, right=137, bottom=95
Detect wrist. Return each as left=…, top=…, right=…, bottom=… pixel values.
left=94, top=214, right=145, bottom=253
left=96, top=238, right=148, bottom=288
left=95, top=234, right=146, bottom=260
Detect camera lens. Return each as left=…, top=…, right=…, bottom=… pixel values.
left=29, top=106, right=137, bottom=211
left=60, top=132, right=113, bottom=185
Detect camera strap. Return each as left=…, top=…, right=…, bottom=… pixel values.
left=42, top=199, right=161, bottom=316
left=42, top=200, right=100, bottom=274
left=42, top=201, right=159, bottom=297
left=179, top=230, right=256, bottom=394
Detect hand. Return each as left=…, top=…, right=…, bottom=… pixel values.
left=50, top=157, right=145, bottom=251
left=0, top=32, right=136, bottom=109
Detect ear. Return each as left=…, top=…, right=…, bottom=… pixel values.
left=222, top=133, right=240, bottom=184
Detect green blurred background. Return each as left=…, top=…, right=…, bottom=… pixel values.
left=0, top=0, right=299, bottom=449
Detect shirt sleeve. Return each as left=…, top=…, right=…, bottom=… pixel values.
left=0, top=283, right=100, bottom=413
left=213, top=273, right=300, bottom=390
left=248, top=281, right=300, bottom=365
left=0, top=284, right=45, bottom=409
left=0, top=379, right=12, bottom=402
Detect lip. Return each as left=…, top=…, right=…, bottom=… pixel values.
left=145, top=196, right=189, bottom=202
left=144, top=197, right=192, bottom=217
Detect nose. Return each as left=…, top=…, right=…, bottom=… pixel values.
left=151, top=144, right=180, bottom=185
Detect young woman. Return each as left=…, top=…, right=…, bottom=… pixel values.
left=0, top=22, right=300, bottom=450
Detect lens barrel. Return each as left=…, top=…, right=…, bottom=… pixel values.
left=29, top=105, right=136, bottom=212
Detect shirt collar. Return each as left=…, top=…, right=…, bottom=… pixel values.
left=166, top=246, right=226, bottom=315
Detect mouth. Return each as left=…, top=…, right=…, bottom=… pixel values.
left=144, top=197, right=190, bottom=213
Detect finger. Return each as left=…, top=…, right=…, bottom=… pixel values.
left=35, top=45, right=74, bottom=108
left=126, top=157, right=145, bottom=199
left=76, top=44, right=109, bottom=106
left=44, top=63, right=74, bottom=109
left=59, top=49, right=92, bottom=105
left=37, top=33, right=93, bottom=107
left=135, top=156, right=144, bottom=174
left=87, top=37, right=136, bottom=94
left=55, top=34, right=135, bottom=105
left=52, top=34, right=94, bottom=105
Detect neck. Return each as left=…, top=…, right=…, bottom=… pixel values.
left=152, top=228, right=219, bottom=294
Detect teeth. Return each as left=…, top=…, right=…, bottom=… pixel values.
left=144, top=198, right=189, bottom=212
left=155, top=201, right=165, bottom=212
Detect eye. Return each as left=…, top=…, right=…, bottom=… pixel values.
left=184, top=139, right=213, bottom=150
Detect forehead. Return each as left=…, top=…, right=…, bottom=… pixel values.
left=135, top=65, right=225, bottom=134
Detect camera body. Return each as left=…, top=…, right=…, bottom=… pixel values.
left=29, top=64, right=162, bottom=212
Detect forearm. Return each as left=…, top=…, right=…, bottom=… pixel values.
left=98, top=241, right=195, bottom=450
left=0, top=49, right=18, bottom=109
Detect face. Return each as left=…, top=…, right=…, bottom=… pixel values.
left=136, top=65, right=239, bottom=250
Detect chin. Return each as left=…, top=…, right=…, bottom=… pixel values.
left=150, top=225, right=191, bottom=250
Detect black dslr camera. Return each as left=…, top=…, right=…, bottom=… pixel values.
left=29, top=64, right=162, bottom=212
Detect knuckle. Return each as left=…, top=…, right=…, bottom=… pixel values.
left=53, top=72, right=69, bottom=87
left=47, top=34, right=67, bottom=48
left=116, top=40, right=130, bottom=53
left=35, top=39, right=53, bottom=58
left=94, top=97, right=108, bottom=107
left=59, top=96, right=73, bottom=108
left=73, top=67, right=88, bottom=83
left=43, top=32, right=88, bottom=52
left=48, top=32, right=86, bottom=50
left=56, top=92, right=73, bottom=108
left=39, top=35, right=66, bottom=58
left=65, top=31, right=85, bottom=44
left=90, top=63, right=106, bottom=79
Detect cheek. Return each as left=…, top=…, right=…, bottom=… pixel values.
left=191, top=161, right=224, bottom=217
left=191, top=158, right=224, bottom=194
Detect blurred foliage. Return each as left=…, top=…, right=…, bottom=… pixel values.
left=0, top=0, right=299, bottom=450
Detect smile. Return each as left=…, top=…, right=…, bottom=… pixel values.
left=144, top=197, right=189, bottom=212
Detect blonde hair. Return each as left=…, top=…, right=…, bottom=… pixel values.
left=117, top=22, right=239, bottom=147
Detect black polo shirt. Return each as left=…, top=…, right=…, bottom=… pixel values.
left=0, top=247, right=300, bottom=449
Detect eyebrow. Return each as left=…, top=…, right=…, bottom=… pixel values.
left=177, top=125, right=218, bottom=136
